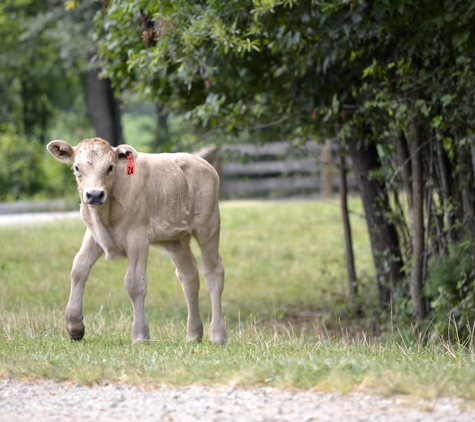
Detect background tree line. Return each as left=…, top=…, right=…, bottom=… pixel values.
left=0, top=0, right=123, bottom=200
left=2, top=0, right=475, bottom=336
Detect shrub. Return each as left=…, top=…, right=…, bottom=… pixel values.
left=42, top=148, right=77, bottom=200
left=425, top=240, right=475, bottom=340
left=0, top=128, right=46, bottom=200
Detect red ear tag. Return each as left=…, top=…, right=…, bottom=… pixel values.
left=126, top=155, right=135, bottom=176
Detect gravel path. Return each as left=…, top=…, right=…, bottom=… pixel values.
left=1, top=380, right=474, bottom=421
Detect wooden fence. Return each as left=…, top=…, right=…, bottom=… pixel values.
left=195, top=141, right=357, bottom=199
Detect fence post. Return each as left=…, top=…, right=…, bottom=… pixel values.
left=322, top=140, right=333, bottom=199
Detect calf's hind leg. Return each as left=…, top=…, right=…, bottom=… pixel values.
left=166, top=238, right=204, bottom=342
left=195, top=229, right=226, bottom=345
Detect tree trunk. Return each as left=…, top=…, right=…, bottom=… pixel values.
left=409, top=119, right=427, bottom=325
left=458, top=138, right=475, bottom=261
left=87, top=52, right=124, bottom=147
left=449, top=150, right=465, bottom=239
left=156, top=104, right=170, bottom=148
left=347, top=137, right=404, bottom=305
left=339, top=150, right=357, bottom=304
left=422, top=142, right=434, bottom=302
left=469, top=133, right=475, bottom=184
left=322, top=141, right=333, bottom=199
left=436, top=133, right=455, bottom=243
left=397, top=131, right=413, bottom=211
left=469, top=134, right=475, bottom=256
left=456, top=140, right=474, bottom=218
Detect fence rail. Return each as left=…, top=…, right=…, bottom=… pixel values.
left=195, top=141, right=357, bottom=198
left=222, top=158, right=318, bottom=176
left=222, top=141, right=321, bottom=156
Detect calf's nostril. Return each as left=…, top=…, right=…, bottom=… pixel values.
left=85, top=190, right=105, bottom=204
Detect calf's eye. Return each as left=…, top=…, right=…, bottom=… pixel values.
left=107, top=164, right=114, bottom=174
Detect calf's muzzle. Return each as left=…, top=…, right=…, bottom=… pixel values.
left=85, top=189, right=106, bottom=205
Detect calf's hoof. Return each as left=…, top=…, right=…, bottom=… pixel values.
left=132, top=338, right=149, bottom=345
left=69, top=331, right=85, bottom=341
left=186, top=319, right=204, bottom=343
left=210, top=335, right=226, bottom=345
left=66, top=315, right=85, bottom=341
left=131, top=325, right=150, bottom=345
left=210, top=320, right=226, bottom=345
left=186, top=333, right=203, bottom=343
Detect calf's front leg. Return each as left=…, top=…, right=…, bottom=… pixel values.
left=124, top=237, right=150, bottom=344
left=66, top=230, right=103, bottom=340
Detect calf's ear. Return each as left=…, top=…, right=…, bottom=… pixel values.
left=47, top=140, right=75, bottom=164
left=115, top=144, right=138, bottom=161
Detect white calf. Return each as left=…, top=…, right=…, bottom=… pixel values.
left=47, top=137, right=226, bottom=344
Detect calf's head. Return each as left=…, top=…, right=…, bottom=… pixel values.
left=47, top=137, right=137, bottom=206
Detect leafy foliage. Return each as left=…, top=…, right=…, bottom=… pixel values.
left=0, top=0, right=92, bottom=144
left=425, top=240, right=475, bottom=339
left=0, top=127, right=45, bottom=200
left=0, top=0, right=105, bottom=200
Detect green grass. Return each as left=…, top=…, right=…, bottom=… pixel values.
left=0, top=200, right=373, bottom=325
left=2, top=312, right=475, bottom=398
left=1, top=199, right=475, bottom=398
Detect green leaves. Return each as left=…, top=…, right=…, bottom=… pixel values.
left=0, top=127, right=46, bottom=200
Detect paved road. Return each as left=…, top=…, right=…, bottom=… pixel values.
left=0, top=211, right=80, bottom=226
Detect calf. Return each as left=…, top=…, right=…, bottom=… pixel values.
left=47, top=137, right=226, bottom=344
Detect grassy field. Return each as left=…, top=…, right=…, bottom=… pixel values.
left=1, top=200, right=475, bottom=398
